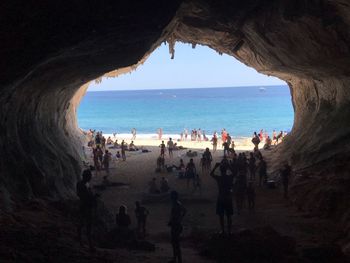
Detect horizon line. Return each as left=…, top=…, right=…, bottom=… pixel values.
left=86, top=84, right=288, bottom=93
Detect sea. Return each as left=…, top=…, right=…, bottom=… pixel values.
left=77, top=85, right=294, bottom=139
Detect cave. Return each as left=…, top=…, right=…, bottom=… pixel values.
left=1, top=0, right=350, bottom=261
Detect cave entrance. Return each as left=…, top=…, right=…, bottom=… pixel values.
left=75, top=42, right=295, bottom=239
left=77, top=42, right=293, bottom=151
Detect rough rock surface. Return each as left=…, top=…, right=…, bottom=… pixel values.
left=1, top=0, right=350, bottom=246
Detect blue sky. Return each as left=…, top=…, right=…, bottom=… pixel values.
left=88, top=42, right=284, bottom=91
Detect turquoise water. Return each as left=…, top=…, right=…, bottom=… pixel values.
left=77, top=86, right=294, bottom=137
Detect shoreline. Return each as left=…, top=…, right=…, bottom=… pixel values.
left=100, top=133, right=257, bottom=151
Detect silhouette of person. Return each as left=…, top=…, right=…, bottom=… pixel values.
left=121, top=140, right=127, bottom=161
left=280, top=163, right=292, bottom=198
left=116, top=205, right=131, bottom=229
left=246, top=181, right=256, bottom=210
left=167, top=138, right=174, bottom=158
left=135, top=201, right=149, bottom=237
left=76, top=169, right=97, bottom=251
left=259, top=157, right=267, bottom=186
left=185, top=159, right=196, bottom=188
left=248, top=152, right=256, bottom=180
left=168, top=191, right=186, bottom=263
left=210, top=160, right=234, bottom=234
left=160, top=141, right=166, bottom=158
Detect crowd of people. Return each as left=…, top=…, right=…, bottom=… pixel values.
left=80, top=127, right=292, bottom=261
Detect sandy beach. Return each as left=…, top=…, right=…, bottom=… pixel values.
left=79, top=138, right=337, bottom=262
left=102, top=133, right=257, bottom=151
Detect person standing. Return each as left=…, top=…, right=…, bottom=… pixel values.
left=157, top=128, right=163, bottom=140
left=92, top=148, right=100, bottom=176
left=251, top=132, right=261, bottom=150
left=185, top=159, right=196, bottom=189
left=121, top=140, right=127, bottom=161
left=210, top=161, right=234, bottom=234
left=197, top=128, right=202, bottom=142
left=167, top=138, right=174, bottom=158
left=160, top=140, right=166, bottom=158
left=246, top=182, right=256, bottom=210
left=280, top=163, right=292, bottom=198
left=248, top=152, right=256, bottom=180
left=131, top=128, right=137, bottom=140
left=168, top=191, right=186, bottom=263
left=184, top=128, right=188, bottom=141
left=258, top=157, right=267, bottom=186
left=76, top=169, right=97, bottom=251
left=135, top=201, right=149, bottom=238
left=103, top=150, right=112, bottom=175
left=212, top=133, right=218, bottom=153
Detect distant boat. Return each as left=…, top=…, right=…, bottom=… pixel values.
left=259, top=87, right=266, bottom=92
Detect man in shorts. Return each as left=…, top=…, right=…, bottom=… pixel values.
left=167, top=138, right=174, bottom=158
left=210, top=161, right=234, bottom=234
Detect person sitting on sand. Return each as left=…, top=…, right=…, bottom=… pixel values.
left=172, top=159, right=185, bottom=178
left=186, top=150, right=197, bottom=157
left=172, top=143, right=179, bottom=151
left=113, top=140, right=120, bottom=148
left=116, top=151, right=121, bottom=160
left=264, top=136, right=272, bottom=150
left=148, top=178, right=160, bottom=194
left=129, top=141, right=138, bottom=151
left=106, top=136, right=113, bottom=145
left=135, top=201, right=149, bottom=237
left=160, top=177, right=170, bottom=193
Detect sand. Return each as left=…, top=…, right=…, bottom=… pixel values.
left=81, top=138, right=338, bottom=262
left=102, top=133, right=257, bottom=151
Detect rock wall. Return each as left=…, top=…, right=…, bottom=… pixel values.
left=0, top=0, right=182, bottom=207
left=0, top=0, right=350, bottom=216
left=169, top=0, right=350, bottom=169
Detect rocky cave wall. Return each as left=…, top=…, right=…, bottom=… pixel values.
left=1, top=0, right=350, bottom=213
left=169, top=0, right=350, bottom=169
left=0, top=0, right=182, bottom=207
